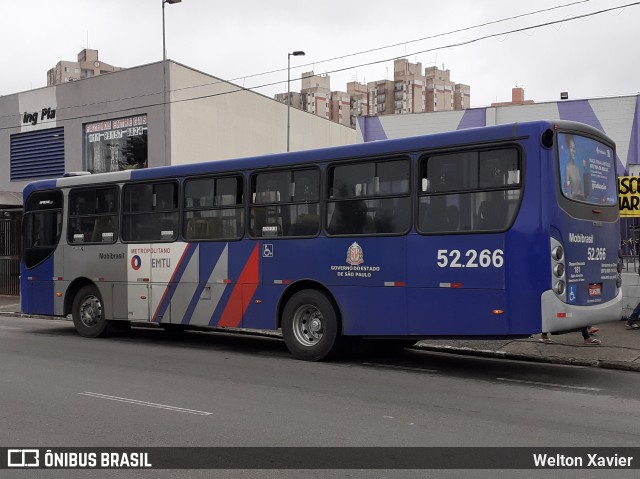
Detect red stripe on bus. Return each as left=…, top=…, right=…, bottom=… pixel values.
left=217, top=244, right=260, bottom=328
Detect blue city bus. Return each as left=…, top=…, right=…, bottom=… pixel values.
left=21, top=120, right=622, bottom=360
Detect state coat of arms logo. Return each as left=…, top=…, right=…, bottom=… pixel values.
left=346, top=242, right=364, bottom=266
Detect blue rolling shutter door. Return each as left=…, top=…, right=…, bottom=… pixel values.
left=10, top=127, right=65, bottom=181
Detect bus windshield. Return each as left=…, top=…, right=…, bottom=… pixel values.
left=558, top=132, right=617, bottom=206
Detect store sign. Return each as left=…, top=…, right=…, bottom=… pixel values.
left=618, top=176, right=640, bottom=217
left=83, top=114, right=148, bottom=174
left=22, top=107, right=56, bottom=126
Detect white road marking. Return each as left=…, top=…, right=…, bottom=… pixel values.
left=79, top=392, right=213, bottom=415
left=495, top=377, right=602, bottom=391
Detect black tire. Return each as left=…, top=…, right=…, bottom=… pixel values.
left=72, top=285, right=110, bottom=338
left=282, top=290, right=342, bottom=361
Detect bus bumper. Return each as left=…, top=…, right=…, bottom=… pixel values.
left=540, top=288, right=623, bottom=333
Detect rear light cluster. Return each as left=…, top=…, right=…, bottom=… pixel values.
left=551, top=238, right=567, bottom=301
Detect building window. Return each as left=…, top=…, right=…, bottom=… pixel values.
left=83, top=114, right=148, bottom=173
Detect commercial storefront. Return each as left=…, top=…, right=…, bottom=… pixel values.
left=0, top=60, right=355, bottom=294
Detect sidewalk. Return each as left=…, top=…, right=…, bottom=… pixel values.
left=414, top=320, right=640, bottom=372
left=2, top=295, right=639, bottom=371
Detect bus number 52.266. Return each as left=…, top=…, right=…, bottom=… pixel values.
left=436, top=249, right=504, bottom=268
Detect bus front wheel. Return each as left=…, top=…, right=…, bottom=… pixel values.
left=282, top=290, right=342, bottom=361
left=72, top=285, right=110, bottom=338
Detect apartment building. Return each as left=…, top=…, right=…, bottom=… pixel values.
left=367, top=79, right=395, bottom=116
left=300, top=71, right=331, bottom=120
left=393, top=59, right=426, bottom=114
left=424, top=65, right=470, bottom=112
left=346, top=81, right=369, bottom=128
left=276, top=59, right=470, bottom=127
left=277, top=71, right=354, bottom=127
left=47, top=49, right=121, bottom=86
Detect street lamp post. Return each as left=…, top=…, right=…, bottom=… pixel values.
left=287, top=50, right=305, bottom=152
left=162, top=0, right=182, bottom=166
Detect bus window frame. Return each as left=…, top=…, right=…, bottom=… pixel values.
left=415, top=144, right=524, bottom=235
left=248, top=165, right=322, bottom=240
left=182, top=173, right=245, bottom=242
left=325, top=155, right=412, bottom=237
left=121, top=179, right=180, bottom=243
left=67, top=185, right=120, bottom=245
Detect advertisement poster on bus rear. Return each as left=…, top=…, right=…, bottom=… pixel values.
left=558, top=133, right=616, bottom=205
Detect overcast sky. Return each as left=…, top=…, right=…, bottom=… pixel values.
left=2, top=0, right=639, bottom=108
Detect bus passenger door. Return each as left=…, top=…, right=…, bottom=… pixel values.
left=117, top=245, right=153, bottom=320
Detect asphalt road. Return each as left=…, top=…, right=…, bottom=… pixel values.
left=1, top=314, right=640, bottom=479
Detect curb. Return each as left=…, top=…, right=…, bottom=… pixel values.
left=5, top=312, right=640, bottom=372
left=411, top=344, right=640, bottom=373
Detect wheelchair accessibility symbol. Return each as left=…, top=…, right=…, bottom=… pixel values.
left=568, top=285, right=577, bottom=303
left=262, top=244, right=274, bottom=258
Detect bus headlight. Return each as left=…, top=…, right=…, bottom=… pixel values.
left=554, top=281, right=566, bottom=295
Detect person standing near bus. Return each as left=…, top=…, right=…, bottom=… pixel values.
left=540, top=327, right=601, bottom=345
left=622, top=303, right=640, bottom=329
left=563, top=135, right=584, bottom=199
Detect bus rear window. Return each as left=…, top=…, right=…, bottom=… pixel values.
left=558, top=133, right=617, bottom=206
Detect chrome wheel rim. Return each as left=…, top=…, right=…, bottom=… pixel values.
left=79, top=295, right=102, bottom=328
left=292, top=303, right=324, bottom=347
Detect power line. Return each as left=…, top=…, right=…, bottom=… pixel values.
left=0, top=0, right=597, bottom=123
left=130, top=1, right=640, bottom=107
left=1, top=1, right=638, bottom=130
left=309, top=1, right=640, bottom=81
left=172, top=0, right=595, bottom=95
left=263, top=0, right=595, bottom=79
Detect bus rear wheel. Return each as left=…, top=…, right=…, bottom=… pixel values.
left=72, top=285, right=110, bottom=338
left=282, top=290, right=342, bottom=361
